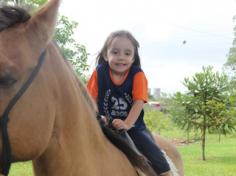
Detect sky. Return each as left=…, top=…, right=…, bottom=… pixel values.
left=59, top=0, right=236, bottom=94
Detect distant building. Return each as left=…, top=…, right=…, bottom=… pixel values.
left=153, top=88, right=160, bottom=99
left=148, top=88, right=152, bottom=95
left=148, top=101, right=161, bottom=110
left=149, top=88, right=161, bottom=99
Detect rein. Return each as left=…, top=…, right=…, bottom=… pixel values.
left=0, top=50, right=46, bottom=176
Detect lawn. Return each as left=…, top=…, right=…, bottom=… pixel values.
left=8, top=132, right=236, bottom=176
left=160, top=124, right=236, bottom=176
left=9, top=162, right=33, bottom=176
left=178, top=134, right=236, bottom=176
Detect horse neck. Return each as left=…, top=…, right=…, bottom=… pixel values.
left=33, top=44, right=132, bottom=176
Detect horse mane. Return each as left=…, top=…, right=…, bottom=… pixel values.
left=100, top=125, right=157, bottom=175
left=0, top=6, right=30, bottom=32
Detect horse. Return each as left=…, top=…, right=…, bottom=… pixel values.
left=153, top=134, right=184, bottom=176
left=0, top=0, right=184, bottom=175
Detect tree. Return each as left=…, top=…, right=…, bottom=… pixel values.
left=206, top=99, right=236, bottom=142
left=54, top=15, right=89, bottom=81
left=225, top=15, right=236, bottom=79
left=2, top=0, right=47, bottom=7
left=169, top=92, right=197, bottom=142
left=144, top=108, right=172, bottom=134
left=3, top=0, right=89, bottom=81
left=174, top=66, right=235, bottom=160
left=225, top=15, right=236, bottom=100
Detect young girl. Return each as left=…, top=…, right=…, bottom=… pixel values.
left=87, top=30, right=171, bottom=176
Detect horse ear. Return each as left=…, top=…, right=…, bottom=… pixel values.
left=25, top=0, right=61, bottom=53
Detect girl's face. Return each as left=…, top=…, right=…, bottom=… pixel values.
left=105, top=36, right=135, bottom=75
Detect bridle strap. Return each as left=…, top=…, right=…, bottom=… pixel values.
left=0, top=50, right=46, bottom=176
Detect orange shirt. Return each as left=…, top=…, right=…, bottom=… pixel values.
left=87, top=69, right=148, bottom=103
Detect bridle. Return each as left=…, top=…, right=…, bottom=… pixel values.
left=0, top=50, right=46, bottom=176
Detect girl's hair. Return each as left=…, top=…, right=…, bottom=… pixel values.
left=96, top=30, right=141, bottom=67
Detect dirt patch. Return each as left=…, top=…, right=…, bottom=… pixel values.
left=169, top=138, right=196, bottom=146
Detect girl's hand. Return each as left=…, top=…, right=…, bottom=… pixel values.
left=112, top=119, right=130, bottom=130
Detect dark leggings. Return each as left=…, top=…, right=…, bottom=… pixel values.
left=128, top=128, right=170, bottom=174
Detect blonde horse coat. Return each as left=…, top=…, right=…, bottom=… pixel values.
left=0, top=0, right=183, bottom=175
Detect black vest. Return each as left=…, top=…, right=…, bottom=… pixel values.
left=97, top=63, right=146, bottom=130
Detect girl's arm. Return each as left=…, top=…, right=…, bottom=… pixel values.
left=112, top=99, right=144, bottom=130
left=112, top=72, right=148, bottom=130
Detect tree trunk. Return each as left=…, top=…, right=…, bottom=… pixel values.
left=202, top=117, right=206, bottom=160
left=187, top=129, right=190, bottom=143
left=218, top=132, right=221, bottom=143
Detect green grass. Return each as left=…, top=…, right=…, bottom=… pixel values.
left=177, top=134, right=236, bottom=176
left=158, top=123, right=236, bottom=176
left=8, top=131, right=236, bottom=176
left=9, top=162, right=33, bottom=176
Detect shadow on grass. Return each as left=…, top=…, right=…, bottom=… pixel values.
left=207, top=156, right=236, bottom=165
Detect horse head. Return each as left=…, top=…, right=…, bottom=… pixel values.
left=0, top=0, right=60, bottom=174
